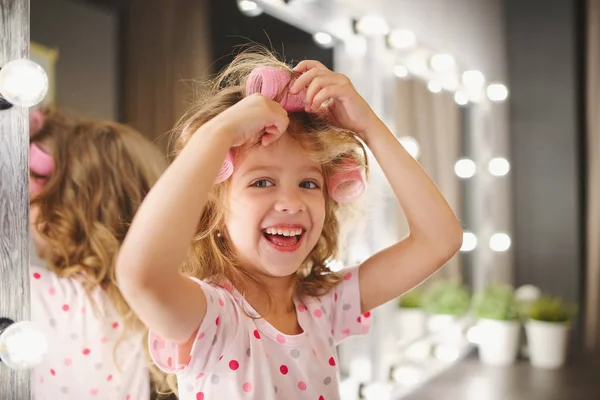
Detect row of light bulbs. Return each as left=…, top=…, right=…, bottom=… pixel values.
left=461, top=232, right=510, bottom=252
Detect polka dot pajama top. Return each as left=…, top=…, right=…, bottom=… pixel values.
left=149, top=266, right=371, bottom=400
left=30, top=265, right=150, bottom=400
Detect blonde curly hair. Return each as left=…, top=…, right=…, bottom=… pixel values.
left=174, top=48, right=369, bottom=305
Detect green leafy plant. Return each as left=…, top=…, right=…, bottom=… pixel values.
left=398, top=288, right=422, bottom=309
left=527, top=295, right=577, bottom=323
left=472, top=284, right=520, bottom=321
left=421, top=281, right=470, bottom=316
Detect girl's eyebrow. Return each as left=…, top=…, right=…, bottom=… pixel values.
left=242, top=165, right=323, bottom=177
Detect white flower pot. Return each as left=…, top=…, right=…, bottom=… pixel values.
left=427, top=314, right=456, bottom=334
left=476, top=319, right=521, bottom=366
left=525, top=320, right=570, bottom=369
left=395, top=308, right=427, bottom=341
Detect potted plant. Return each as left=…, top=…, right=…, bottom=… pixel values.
left=422, top=281, right=470, bottom=334
left=395, top=288, right=427, bottom=342
left=524, top=295, right=577, bottom=369
left=471, top=284, right=521, bottom=366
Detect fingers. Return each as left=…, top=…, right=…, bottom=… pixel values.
left=311, top=85, right=343, bottom=112
left=293, top=60, right=329, bottom=74
left=290, top=68, right=321, bottom=94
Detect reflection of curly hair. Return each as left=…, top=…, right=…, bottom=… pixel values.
left=174, top=48, right=369, bottom=305
left=30, top=107, right=169, bottom=392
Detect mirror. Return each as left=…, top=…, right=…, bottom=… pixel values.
left=25, top=0, right=476, bottom=398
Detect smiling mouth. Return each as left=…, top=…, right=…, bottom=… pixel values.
left=261, top=228, right=306, bottom=249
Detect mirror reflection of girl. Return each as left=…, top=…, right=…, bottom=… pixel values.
left=29, top=108, right=168, bottom=399
left=117, top=50, right=463, bottom=399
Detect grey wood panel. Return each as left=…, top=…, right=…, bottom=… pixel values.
left=0, top=0, right=31, bottom=399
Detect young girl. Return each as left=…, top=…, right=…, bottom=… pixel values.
left=29, top=108, right=169, bottom=399
left=116, top=51, right=463, bottom=399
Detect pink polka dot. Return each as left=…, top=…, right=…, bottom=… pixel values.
left=313, top=309, right=323, bottom=318
left=167, top=357, right=173, bottom=367
left=50, top=369, right=56, bottom=376
left=319, top=396, right=325, bottom=400
left=196, top=393, right=204, bottom=400
left=363, top=311, right=371, bottom=318
left=229, top=360, right=239, bottom=370
left=276, top=334, right=286, bottom=344
left=280, top=365, right=288, bottom=375
left=39, top=377, right=44, bottom=383
left=33, top=272, right=41, bottom=279
left=242, top=382, right=252, bottom=393
left=64, top=358, right=72, bottom=366
left=186, top=356, right=192, bottom=366
left=107, top=375, right=113, bottom=381
left=328, top=357, right=336, bottom=366
left=297, top=304, right=307, bottom=312
left=48, top=288, right=55, bottom=296
left=219, top=298, right=225, bottom=306
left=219, top=355, right=223, bottom=361
left=112, top=322, right=119, bottom=329
left=334, top=293, right=338, bottom=302
left=312, top=348, right=317, bottom=357
left=357, top=316, right=362, bottom=323
left=90, top=389, right=98, bottom=396
left=222, top=283, right=232, bottom=292
left=298, top=381, right=307, bottom=391
left=82, top=348, right=90, bottom=355
left=196, top=373, right=205, bottom=380
left=198, top=332, right=205, bottom=340
left=253, top=329, right=261, bottom=339
left=62, top=304, right=70, bottom=312
left=342, top=329, right=350, bottom=336
left=344, top=272, right=352, bottom=280
left=101, top=336, right=108, bottom=344
left=216, top=316, right=220, bottom=326
left=81, top=306, right=86, bottom=314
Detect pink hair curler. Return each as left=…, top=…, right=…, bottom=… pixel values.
left=181, top=123, right=234, bottom=185
left=327, top=160, right=366, bottom=204
left=29, top=142, right=55, bottom=194
left=245, top=67, right=306, bottom=112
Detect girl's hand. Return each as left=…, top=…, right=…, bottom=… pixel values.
left=212, top=93, right=290, bottom=147
left=290, top=60, right=382, bottom=139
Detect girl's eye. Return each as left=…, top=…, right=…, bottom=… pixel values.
left=251, top=179, right=274, bottom=188
left=300, top=180, right=320, bottom=189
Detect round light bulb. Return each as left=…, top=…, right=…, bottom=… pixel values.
left=355, top=15, right=389, bottom=36
left=398, top=136, right=420, bottom=159
left=0, top=320, right=48, bottom=370
left=489, top=233, right=511, bottom=252
left=393, top=65, right=409, bottom=78
left=462, top=70, right=485, bottom=89
left=0, top=59, right=48, bottom=107
left=430, top=54, right=455, bottom=72
left=460, top=232, right=477, bottom=252
left=427, top=80, right=442, bottom=93
left=387, top=29, right=416, bottom=49
left=313, top=32, right=334, bottom=48
left=487, top=83, right=509, bottom=102
left=454, top=91, right=469, bottom=106
left=237, top=0, right=263, bottom=17
left=488, top=157, right=510, bottom=176
left=454, top=158, right=476, bottom=178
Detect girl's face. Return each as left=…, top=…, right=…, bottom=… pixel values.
left=225, top=132, right=326, bottom=278
left=29, top=142, right=52, bottom=259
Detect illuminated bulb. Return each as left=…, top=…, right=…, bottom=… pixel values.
left=461, top=232, right=477, bottom=252
left=454, top=91, right=469, bottom=106
left=313, top=32, right=334, bottom=48
left=0, top=59, right=48, bottom=107
left=430, top=54, right=455, bottom=72
left=488, top=157, right=510, bottom=176
left=387, top=29, right=416, bottom=49
left=487, top=83, right=509, bottom=102
left=355, top=15, right=389, bottom=36
left=0, top=320, right=48, bottom=370
left=467, top=326, right=481, bottom=344
left=326, top=259, right=344, bottom=272
left=490, top=233, right=511, bottom=252
left=515, top=285, right=542, bottom=303
left=393, top=65, right=409, bottom=78
left=237, top=0, right=263, bottom=17
left=398, top=136, right=420, bottom=159
left=363, top=382, right=392, bottom=400
left=462, top=70, right=485, bottom=89
left=427, top=80, right=442, bottom=93
left=454, top=158, right=476, bottom=178
left=393, top=365, right=422, bottom=386
left=434, top=344, right=460, bottom=362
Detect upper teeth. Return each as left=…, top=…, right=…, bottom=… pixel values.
left=265, top=227, right=303, bottom=236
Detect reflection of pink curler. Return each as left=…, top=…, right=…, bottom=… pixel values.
left=214, top=152, right=234, bottom=184
left=327, top=162, right=366, bottom=204
left=246, top=67, right=306, bottom=112
left=30, top=143, right=54, bottom=177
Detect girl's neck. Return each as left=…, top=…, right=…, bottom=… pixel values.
left=239, top=273, right=297, bottom=317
